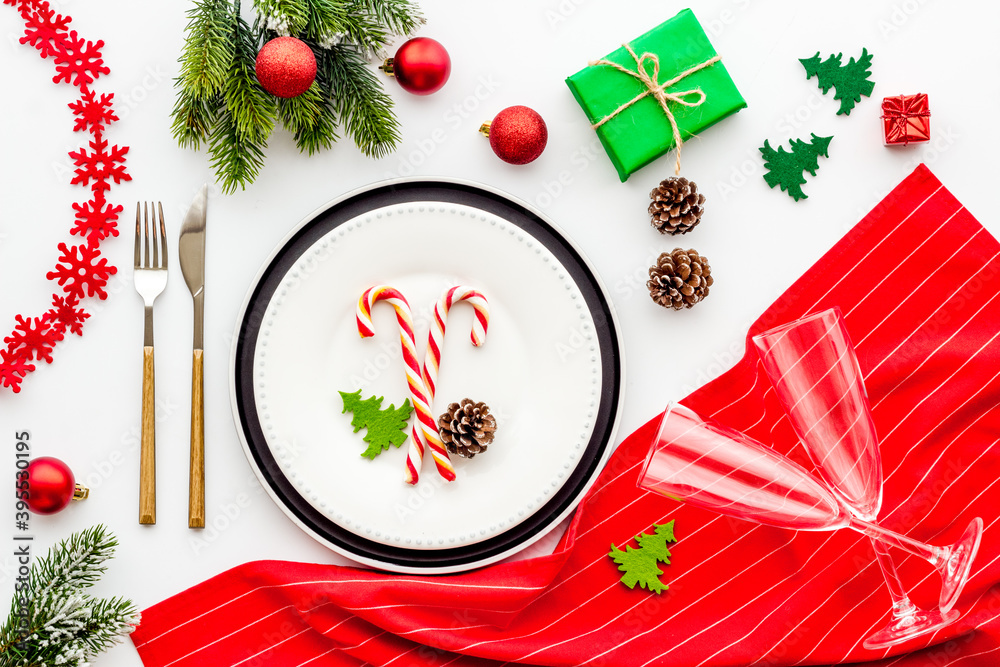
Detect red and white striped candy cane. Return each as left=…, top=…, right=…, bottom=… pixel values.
left=356, top=285, right=452, bottom=484
left=422, top=285, right=489, bottom=398
left=412, top=286, right=490, bottom=479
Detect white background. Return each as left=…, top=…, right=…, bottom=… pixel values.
left=1, top=0, right=998, bottom=664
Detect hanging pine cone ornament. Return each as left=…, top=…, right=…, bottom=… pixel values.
left=649, top=177, right=705, bottom=235
left=438, top=399, right=497, bottom=458
left=647, top=249, right=714, bottom=310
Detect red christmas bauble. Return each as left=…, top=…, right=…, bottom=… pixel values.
left=255, top=36, right=317, bottom=99
left=25, top=456, right=87, bottom=514
left=386, top=37, right=451, bottom=95
left=482, top=105, right=548, bottom=165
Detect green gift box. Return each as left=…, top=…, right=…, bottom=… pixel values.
left=565, top=9, right=747, bottom=182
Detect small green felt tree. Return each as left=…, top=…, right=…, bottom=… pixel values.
left=608, top=520, right=676, bottom=595
left=340, top=389, right=413, bottom=459
left=800, top=48, right=875, bottom=116
left=760, top=133, right=833, bottom=202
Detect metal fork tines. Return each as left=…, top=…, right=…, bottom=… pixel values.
left=134, top=202, right=168, bottom=525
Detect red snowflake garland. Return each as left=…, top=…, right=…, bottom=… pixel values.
left=0, top=0, right=129, bottom=393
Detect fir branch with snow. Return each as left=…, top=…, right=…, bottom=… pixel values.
left=0, top=525, right=139, bottom=667
left=172, top=0, right=424, bottom=193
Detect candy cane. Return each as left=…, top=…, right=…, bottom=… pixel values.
left=422, top=285, right=490, bottom=399
left=412, top=286, right=490, bottom=478
left=356, top=285, right=452, bottom=484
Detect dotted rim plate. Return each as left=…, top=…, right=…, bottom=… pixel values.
left=230, top=179, right=623, bottom=573
left=255, top=202, right=601, bottom=549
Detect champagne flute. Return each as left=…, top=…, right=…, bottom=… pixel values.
left=639, top=404, right=981, bottom=649
left=754, top=308, right=980, bottom=647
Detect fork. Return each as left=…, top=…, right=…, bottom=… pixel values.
left=135, top=202, right=168, bottom=525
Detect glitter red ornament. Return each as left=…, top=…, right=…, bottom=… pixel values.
left=479, top=105, right=548, bottom=165
left=24, top=456, right=89, bottom=515
left=381, top=37, right=451, bottom=95
left=255, top=36, right=317, bottom=99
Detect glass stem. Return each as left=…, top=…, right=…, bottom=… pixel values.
left=849, top=516, right=945, bottom=567
left=870, top=536, right=917, bottom=617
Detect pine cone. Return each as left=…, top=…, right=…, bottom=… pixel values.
left=438, top=399, right=497, bottom=459
left=649, top=177, right=705, bottom=235
left=647, top=249, right=714, bottom=310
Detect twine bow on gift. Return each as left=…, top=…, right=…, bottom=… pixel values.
left=589, top=43, right=721, bottom=174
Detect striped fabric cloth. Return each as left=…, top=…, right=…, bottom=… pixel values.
left=131, top=165, right=1000, bottom=667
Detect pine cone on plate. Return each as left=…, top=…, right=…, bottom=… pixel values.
left=649, top=177, right=705, bottom=235
left=438, top=399, right=497, bottom=459
left=647, top=248, right=714, bottom=310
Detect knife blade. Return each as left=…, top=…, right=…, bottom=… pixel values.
left=179, top=184, right=207, bottom=529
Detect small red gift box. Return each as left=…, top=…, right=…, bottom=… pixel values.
left=881, top=93, right=930, bottom=146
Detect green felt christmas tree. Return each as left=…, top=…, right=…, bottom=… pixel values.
left=340, top=389, right=413, bottom=459
left=760, top=133, right=833, bottom=202
left=800, top=48, right=875, bottom=116
left=608, top=521, right=676, bottom=594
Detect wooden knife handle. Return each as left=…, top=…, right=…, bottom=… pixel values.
left=189, top=349, right=205, bottom=528
left=139, top=346, right=156, bottom=525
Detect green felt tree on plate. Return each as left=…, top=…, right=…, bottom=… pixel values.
left=340, top=389, right=413, bottom=459
left=800, top=48, right=875, bottom=116
left=760, top=133, right=833, bottom=202
left=609, top=520, right=676, bottom=594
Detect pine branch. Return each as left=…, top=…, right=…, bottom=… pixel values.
left=177, top=0, right=236, bottom=96
left=339, top=4, right=389, bottom=55
left=209, top=13, right=276, bottom=192
left=172, top=0, right=234, bottom=148
left=279, top=83, right=339, bottom=154
left=252, top=0, right=309, bottom=35
left=171, top=88, right=222, bottom=149
left=33, top=525, right=116, bottom=599
left=79, top=596, right=141, bottom=656
left=172, top=0, right=413, bottom=191
left=321, top=45, right=400, bottom=158
left=0, top=526, right=138, bottom=667
left=225, top=15, right=277, bottom=141
left=304, top=0, right=348, bottom=42
left=352, top=0, right=424, bottom=37
left=209, top=107, right=269, bottom=194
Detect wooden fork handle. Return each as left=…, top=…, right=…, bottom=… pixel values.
left=188, top=349, right=205, bottom=529
left=139, top=346, right=156, bottom=525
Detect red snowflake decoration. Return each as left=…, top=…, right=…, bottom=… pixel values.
left=69, top=133, right=131, bottom=193
left=71, top=194, right=121, bottom=243
left=1, top=0, right=126, bottom=393
left=19, top=3, right=69, bottom=58
left=49, top=294, right=90, bottom=337
left=0, top=347, right=35, bottom=393
left=46, top=242, right=118, bottom=300
left=69, top=87, right=118, bottom=134
left=3, top=314, right=62, bottom=364
left=52, top=30, right=109, bottom=87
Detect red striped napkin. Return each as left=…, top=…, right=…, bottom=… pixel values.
left=131, top=165, right=1000, bottom=667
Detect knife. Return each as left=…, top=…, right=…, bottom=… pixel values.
left=179, top=184, right=208, bottom=529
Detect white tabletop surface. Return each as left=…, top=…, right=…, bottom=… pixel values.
left=1, top=0, right=997, bottom=664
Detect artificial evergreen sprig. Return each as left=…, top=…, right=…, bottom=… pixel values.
left=172, top=0, right=423, bottom=193
left=0, top=525, right=138, bottom=667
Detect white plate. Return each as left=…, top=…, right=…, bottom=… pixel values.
left=231, top=179, right=623, bottom=573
